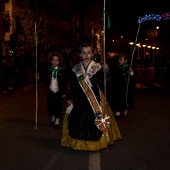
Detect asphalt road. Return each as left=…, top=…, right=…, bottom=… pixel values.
left=0, top=67, right=170, bottom=170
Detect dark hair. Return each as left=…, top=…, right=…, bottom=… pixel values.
left=118, top=53, right=129, bottom=60
left=79, top=42, right=95, bottom=53
left=48, top=52, right=63, bottom=66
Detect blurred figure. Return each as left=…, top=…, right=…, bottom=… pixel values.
left=24, top=48, right=34, bottom=85
left=164, top=56, right=170, bottom=90
left=154, top=54, right=162, bottom=76
left=92, top=47, right=102, bottom=63
left=107, top=54, right=138, bottom=119
left=143, top=55, right=150, bottom=73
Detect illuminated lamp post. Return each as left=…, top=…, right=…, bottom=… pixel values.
left=136, top=43, right=140, bottom=58
left=147, top=46, right=151, bottom=60
left=156, top=47, right=159, bottom=55
left=152, top=46, right=156, bottom=60
left=129, top=42, right=134, bottom=54
left=156, top=26, right=159, bottom=45
left=142, top=44, right=146, bottom=59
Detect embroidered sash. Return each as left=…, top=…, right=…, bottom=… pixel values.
left=72, top=62, right=110, bottom=131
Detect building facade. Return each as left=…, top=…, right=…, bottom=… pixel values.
left=0, top=0, right=103, bottom=56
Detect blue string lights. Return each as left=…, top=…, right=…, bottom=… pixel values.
left=138, top=12, right=170, bottom=23
left=138, top=14, right=161, bottom=23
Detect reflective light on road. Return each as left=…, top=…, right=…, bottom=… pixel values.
left=135, top=83, right=148, bottom=89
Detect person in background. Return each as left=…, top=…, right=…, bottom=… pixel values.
left=107, top=54, right=137, bottom=119
left=92, top=47, right=102, bottom=63
left=35, top=52, right=67, bottom=129
left=143, top=55, right=150, bottom=73
left=61, top=42, right=122, bottom=151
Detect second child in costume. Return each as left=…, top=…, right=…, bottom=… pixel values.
left=108, top=54, right=137, bottom=119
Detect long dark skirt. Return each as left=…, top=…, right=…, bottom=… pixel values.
left=68, top=101, right=102, bottom=141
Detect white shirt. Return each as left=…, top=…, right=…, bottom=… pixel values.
left=49, top=67, right=59, bottom=93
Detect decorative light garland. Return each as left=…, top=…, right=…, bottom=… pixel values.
left=162, top=12, right=170, bottom=20
left=138, top=14, right=161, bottom=23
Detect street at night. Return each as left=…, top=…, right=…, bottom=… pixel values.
left=1, top=1, right=170, bottom=169
left=0, top=67, right=170, bottom=170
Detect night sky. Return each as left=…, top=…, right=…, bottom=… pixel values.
left=105, top=0, right=170, bottom=40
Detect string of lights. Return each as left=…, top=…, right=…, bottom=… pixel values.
left=138, top=12, right=170, bottom=23
left=162, top=12, right=170, bottom=20
left=138, top=14, right=161, bottom=23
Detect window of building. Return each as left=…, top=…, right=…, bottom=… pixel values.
left=4, top=21, right=10, bottom=32
left=4, top=11, right=10, bottom=32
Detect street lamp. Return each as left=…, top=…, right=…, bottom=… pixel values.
left=129, top=42, right=134, bottom=54
left=142, top=44, right=146, bottom=59
left=147, top=46, right=151, bottom=60
left=156, top=26, right=159, bottom=45
left=136, top=43, right=140, bottom=58
left=156, top=47, right=159, bottom=55
left=152, top=46, right=156, bottom=60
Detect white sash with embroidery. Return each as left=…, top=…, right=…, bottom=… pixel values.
left=72, top=61, right=110, bottom=131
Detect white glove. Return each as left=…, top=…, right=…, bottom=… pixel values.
left=66, top=104, right=73, bottom=114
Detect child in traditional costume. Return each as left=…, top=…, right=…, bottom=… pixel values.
left=109, top=54, right=137, bottom=119
left=43, top=52, right=67, bottom=128
left=61, top=42, right=122, bottom=151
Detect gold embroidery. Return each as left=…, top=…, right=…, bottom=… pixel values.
left=79, top=80, right=101, bottom=114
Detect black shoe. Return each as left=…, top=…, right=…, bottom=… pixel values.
left=50, top=121, right=55, bottom=127
left=54, top=124, right=60, bottom=129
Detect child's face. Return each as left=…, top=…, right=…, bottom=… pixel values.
left=118, top=57, right=127, bottom=65
left=51, top=56, right=59, bottom=67
left=80, top=46, right=93, bottom=63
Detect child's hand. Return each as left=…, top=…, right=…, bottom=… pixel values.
left=102, top=63, right=109, bottom=70
left=129, top=67, right=133, bottom=72
left=67, top=100, right=73, bottom=106
left=66, top=100, right=73, bottom=114
left=34, top=73, right=39, bottom=79
left=128, top=68, right=134, bottom=75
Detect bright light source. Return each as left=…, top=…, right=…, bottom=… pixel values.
left=129, top=42, right=134, bottom=45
